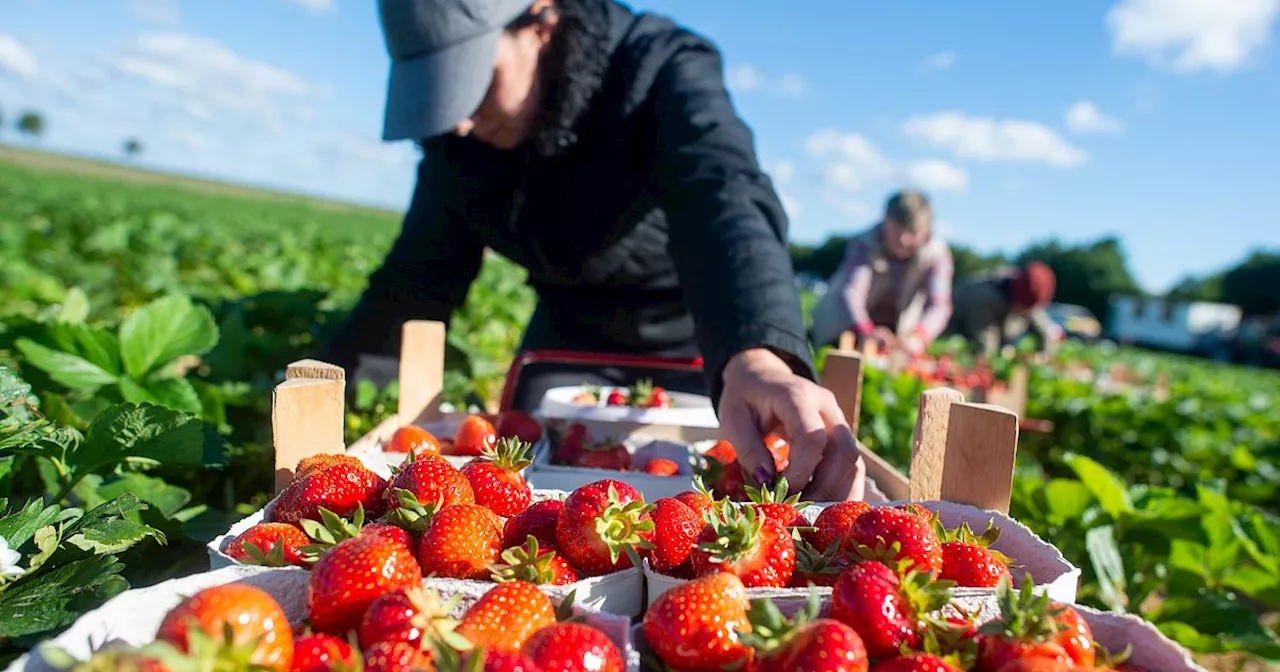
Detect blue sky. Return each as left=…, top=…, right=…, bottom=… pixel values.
left=1, top=0, right=1278, bottom=292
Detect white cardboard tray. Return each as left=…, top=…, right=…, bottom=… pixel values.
left=538, top=386, right=720, bottom=429
left=7, top=565, right=639, bottom=672
left=643, top=500, right=1081, bottom=625
left=207, top=489, right=644, bottom=618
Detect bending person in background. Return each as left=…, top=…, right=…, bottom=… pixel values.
left=322, top=0, right=864, bottom=502
left=947, top=262, right=1064, bottom=358
left=810, top=190, right=954, bottom=355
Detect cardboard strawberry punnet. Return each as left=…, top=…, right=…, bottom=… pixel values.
left=6, top=565, right=639, bottom=672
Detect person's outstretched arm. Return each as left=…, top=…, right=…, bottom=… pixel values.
left=908, top=244, right=955, bottom=350
left=643, top=32, right=864, bottom=502
left=324, top=139, right=485, bottom=373
left=839, top=239, right=878, bottom=341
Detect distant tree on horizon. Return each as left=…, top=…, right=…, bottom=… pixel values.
left=17, top=110, right=45, bottom=139
left=124, top=138, right=143, bottom=159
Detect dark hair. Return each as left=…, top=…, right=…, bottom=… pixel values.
left=506, top=0, right=611, bottom=156
left=884, top=189, right=932, bottom=231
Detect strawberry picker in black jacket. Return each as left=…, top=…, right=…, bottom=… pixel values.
left=326, top=0, right=865, bottom=501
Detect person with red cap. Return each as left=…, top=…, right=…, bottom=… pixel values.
left=947, top=262, right=1065, bottom=357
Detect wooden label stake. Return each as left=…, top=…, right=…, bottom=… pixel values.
left=272, top=377, right=345, bottom=495
left=908, top=387, right=966, bottom=502
left=939, top=402, right=1020, bottom=513
left=398, top=320, right=446, bottom=426
left=819, top=350, right=910, bottom=501
left=286, top=359, right=346, bottom=382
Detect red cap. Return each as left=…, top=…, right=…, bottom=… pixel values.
left=1011, top=262, right=1056, bottom=308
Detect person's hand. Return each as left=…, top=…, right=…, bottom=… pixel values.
left=871, top=326, right=899, bottom=349
left=717, top=347, right=867, bottom=502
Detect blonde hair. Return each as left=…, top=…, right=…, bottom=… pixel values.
left=884, top=189, right=932, bottom=232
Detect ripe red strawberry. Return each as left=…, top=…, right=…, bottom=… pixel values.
left=848, top=506, right=943, bottom=575
left=461, top=437, right=533, bottom=517
left=642, top=572, right=753, bottom=672
left=362, top=641, right=432, bottom=672
left=503, top=499, right=563, bottom=550
left=496, top=410, right=543, bottom=445
left=641, top=457, right=680, bottom=476
left=357, top=586, right=467, bottom=652
left=975, top=576, right=1075, bottom=671
left=417, top=503, right=503, bottom=580
left=828, top=560, right=953, bottom=660
left=363, top=522, right=415, bottom=553
left=293, top=454, right=365, bottom=481
left=1050, top=600, right=1096, bottom=666
left=456, top=581, right=556, bottom=653
left=741, top=596, right=868, bottom=672
left=571, top=384, right=600, bottom=406
left=455, top=414, right=498, bottom=457
left=226, top=522, right=309, bottom=567
left=550, top=422, right=593, bottom=465
left=385, top=425, right=441, bottom=458
left=156, top=583, right=294, bottom=671
left=577, top=440, right=632, bottom=471
left=521, top=622, right=624, bottom=672
left=762, top=432, right=790, bottom=472
left=897, top=502, right=933, bottom=521
left=789, top=538, right=848, bottom=588
left=491, top=536, right=580, bottom=586
left=689, top=504, right=795, bottom=588
left=291, top=634, right=357, bottom=672
left=605, top=388, right=628, bottom=406
left=555, top=480, right=655, bottom=576
left=296, top=505, right=414, bottom=562
left=457, top=649, right=546, bottom=672
left=809, top=501, right=872, bottom=551
left=648, top=386, right=672, bottom=409
left=673, top=478, right=719, bottom=521
left=308, top=533, right=422, bottom=635
left=698, top=440, right=746, bottom=500
left=873, top=653, right=962, bottom=671
left=744, top=477, right=809, bottom=528
left=939, top=521, right=1013, bottom=588
left=644, top=497, right=701, bottom=578
left=273, top=459, right=387, bottom=525
left=383, top=453, right=475, bottom=532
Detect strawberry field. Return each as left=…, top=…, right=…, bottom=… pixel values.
left=1, top=157, right=1278, bottom=669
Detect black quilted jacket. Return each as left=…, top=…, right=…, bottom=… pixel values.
left=325, top=0, right=815, bottom=406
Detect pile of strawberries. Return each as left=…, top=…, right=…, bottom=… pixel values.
left=643, top=571, right=1144, bottom=671
left=380, top=411, right=544, bottom=459
left=571, top=379, right=672, bottom=409
left=696, top=435, right=791, bottom=501
left=547, top=421, right=685, bottom=476
left=68, top=578, right=625, bottom=672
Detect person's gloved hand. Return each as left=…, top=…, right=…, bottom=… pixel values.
left=717, top=347, right=866, bottom=502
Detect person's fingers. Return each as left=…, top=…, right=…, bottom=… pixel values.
left=774, top=384, right=835, bottom=493
left=802, top=424, right=867, bottom=502
left=717, top=400, right=773, bottom=486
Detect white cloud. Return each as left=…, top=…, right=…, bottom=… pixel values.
left=0, top=34, right=39, bottom=79
left=767, top=160, right=796, bottom=185
left=112, top=33, right=320, bottom=130
left=128, top=0, right=182, bottom=25
left=284, top=0, right=336, bottom=12
left=924, top=50, right=957, bottom=71
left=901, top=159, right=969, bottom=193
left=726, top=64, right=807, bottom=98
left=1065, top=100, right=1125, bottom=135
left=804, top=129, right=968, bottom=194
left=821, top=193, right=874, bottom=220
left=1107, top=0, right=1279, bottom=72
left=902, top=111, right=1088, bottom=167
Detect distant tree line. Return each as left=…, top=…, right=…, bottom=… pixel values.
left=791, top=233, right=1280, bottom=324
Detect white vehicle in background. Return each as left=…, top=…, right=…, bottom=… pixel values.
left=1106, top=295, right=1242, bottom=354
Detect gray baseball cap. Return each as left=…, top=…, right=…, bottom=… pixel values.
left=378, top=0, right=534, bottom=141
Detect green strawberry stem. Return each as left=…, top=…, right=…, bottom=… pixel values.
left=743, top=477, right=811, bottom=510
left=738, top=591, right=822, bottom=656
left=976, top=574, right=1067, bottom=642
left=381, top=489, right=441, bottom=535
left=298, top=504, right=366, bottom=561
left=593, top=484, right=656, bottom=566
left=488, top=535, right=560, bottom=584
left=694, top=503, right=763, bottom=565
left=482, top=436, right=533, bottom=472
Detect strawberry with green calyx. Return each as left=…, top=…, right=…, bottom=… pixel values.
left=549, top=422, right=593, bottom=465
left=975, top=575, right=1074, bottom=670
left=739, top=591, right=869, bottom=672
left=743, top=477, right=811, bottom=529
left=358, top=586, right=472, bottom=654
left=642, top=572, right=754, bottom=672
left=291, top=633, right=361, bottom=672
left=788, top=538, right=848, bottom=588
left=502, top=499, right=563, bottom=550
left=875, top=615, right=979, bottom=671
left=156, top=583, right=294, bottom=671
left=828, top=560, right=957, bottom=661
left=308, top=532, right=423, bottom=635
left=673, top=475, right=723, bottom=520
left=643, top=497, right=702, bottom=578
left=576, top=440, right=632, bottom=472
left=418, top=503, right=504, bottom=580
left=555, top=480, right=655, bottom=576
left=937, top=519, right=1013, bottom=588
left=626, top=379, right=654, bottom=407
left=273, top=456, right=387, bottom=526
left=690, top=502, right=796, bottom=588
left=521, top=620, right=625, bottom=672
left=363, top=640, right=432, bottom=672
left=462, top=437, right=534, bottom=517
left=896, top=503, right=934, bottom=521
left=808, top=500, right=872, bottom=552
left=297, top=504, right=367, bottom=560
left=431, top=644, right=544, bottom=672
left=489, top=535, right=580, bottom=586
left=226, top=522, right=310, bottom=568
left=571, top=383, right=600, bottom=406
left=848, top=506, right=943, bottom=575
left=456, top=581, right=556, bottom=653
left=50, top=642, right=179, bottom=672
